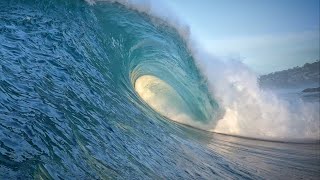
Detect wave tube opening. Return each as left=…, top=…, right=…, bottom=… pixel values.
left=134, top=75, right=196, bottom=125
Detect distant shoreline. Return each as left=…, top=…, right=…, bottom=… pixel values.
left=302, top=87, right=320, bottom=93
left=259, top=60, right=320, bottom=89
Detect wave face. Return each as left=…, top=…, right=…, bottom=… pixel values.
left=0, top=0, right=319, bottom=179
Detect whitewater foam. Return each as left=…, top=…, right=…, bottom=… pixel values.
left=196, top=55, right=320, bottom=140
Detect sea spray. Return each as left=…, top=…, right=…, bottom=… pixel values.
left=194, top=51, right=320, bottom=140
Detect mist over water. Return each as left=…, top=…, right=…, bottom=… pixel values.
left=196, top=54, right=320, bottom=141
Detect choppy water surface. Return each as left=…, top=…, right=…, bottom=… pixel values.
left=0, top=0, right=319, bottom=179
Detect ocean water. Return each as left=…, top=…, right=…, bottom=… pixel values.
left=0, top=0, right=319, bottom=179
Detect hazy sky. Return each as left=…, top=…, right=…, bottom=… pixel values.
left=162, top=0, right=320, bottom=74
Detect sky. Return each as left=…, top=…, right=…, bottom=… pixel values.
left=162, top=0, right=320, bottom=74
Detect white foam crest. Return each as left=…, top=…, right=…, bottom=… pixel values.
left=195, top=51, right=320, bottom=141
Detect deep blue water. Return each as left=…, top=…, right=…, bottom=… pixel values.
left=0, top=0, right=319, bottom=179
